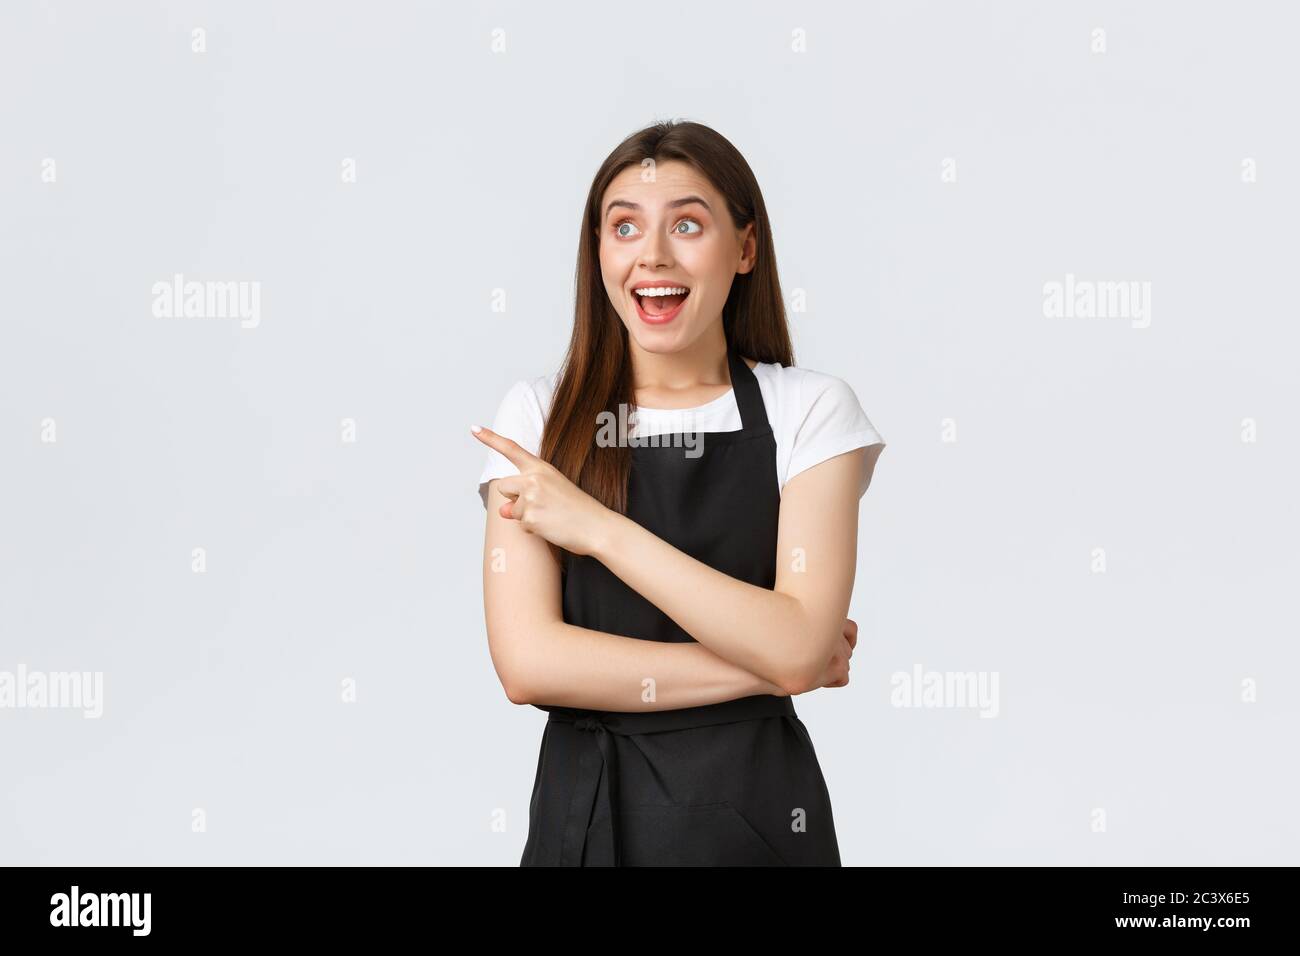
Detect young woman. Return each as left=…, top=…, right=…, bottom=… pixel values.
left=474, top=120, right=886, bottom=866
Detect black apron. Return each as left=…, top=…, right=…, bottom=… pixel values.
left=520, top=344, right=842, bottom=866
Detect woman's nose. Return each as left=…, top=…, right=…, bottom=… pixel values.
left=637, top=226, right=674, bottom=268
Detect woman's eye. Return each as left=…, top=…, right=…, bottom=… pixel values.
left=612, top=218, right=700, bottom=238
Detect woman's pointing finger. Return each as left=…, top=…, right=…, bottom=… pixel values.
left=471, top=424, right=539, bottom=470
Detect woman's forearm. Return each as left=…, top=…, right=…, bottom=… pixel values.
left=590, top=511, right=835, bottom=694
left=512, top=620, right=785, bottom=712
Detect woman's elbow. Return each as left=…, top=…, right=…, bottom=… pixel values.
left=495, top=661, right=536, bottom=705
left=760, top=651, right=816, bottom=697
left=777, top=662, right=819, bottom=697
left=487, top=633, right=537, bottom=705
left=502, top=677, right=532, bottom=706
left=779, top=635, right=840, bottom=696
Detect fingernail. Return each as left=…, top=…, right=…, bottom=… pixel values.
left=470, top=424, right=482, bottom=434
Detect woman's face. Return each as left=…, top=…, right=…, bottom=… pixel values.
left=597, top=159, right=755, bottom=355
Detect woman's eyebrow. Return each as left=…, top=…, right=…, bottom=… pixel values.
left=604, top=196, right=712, bottom=219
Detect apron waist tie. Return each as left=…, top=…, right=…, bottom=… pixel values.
left=539, top=693, right=796, bottom=866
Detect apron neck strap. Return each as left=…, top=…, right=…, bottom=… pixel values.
left=726, top=347, right=767, bottom=433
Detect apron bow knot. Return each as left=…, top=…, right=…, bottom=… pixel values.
left=558, top=712, right=620, bottom=865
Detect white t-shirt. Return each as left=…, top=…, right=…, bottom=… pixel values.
left=477, top=361, right=885, bottom=509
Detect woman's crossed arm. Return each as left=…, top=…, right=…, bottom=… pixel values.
left=477, top=427, right=865, bottom=708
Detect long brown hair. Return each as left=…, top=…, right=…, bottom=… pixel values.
left=539, top=119, right=795, bottom=514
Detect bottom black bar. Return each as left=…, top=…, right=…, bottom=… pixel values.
left=0, top=865, right=1286, bottom=941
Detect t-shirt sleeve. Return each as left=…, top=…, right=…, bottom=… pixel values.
left=785, top=372, right=886, bottom=499
left=477, top=379, right=545, bottom=509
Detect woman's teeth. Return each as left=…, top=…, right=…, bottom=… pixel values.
left=635, top=286, right=690, bottom=317
left=636, top=286, right=689, bottom=297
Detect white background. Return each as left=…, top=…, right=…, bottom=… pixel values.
left=1, top=0, right=1296, bottom=864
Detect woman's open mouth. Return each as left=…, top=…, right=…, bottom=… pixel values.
left=633, top=285, right=690, bottom=325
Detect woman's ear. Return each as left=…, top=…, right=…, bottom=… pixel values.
left=737, top=223, right=757, bottom=274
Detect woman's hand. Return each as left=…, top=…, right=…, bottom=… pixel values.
left=472, top=424, right=614, bottom=557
